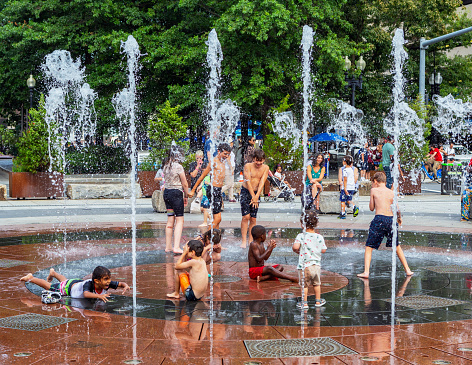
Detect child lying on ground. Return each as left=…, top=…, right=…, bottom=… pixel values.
left=21, top=266, right=130, bottom=302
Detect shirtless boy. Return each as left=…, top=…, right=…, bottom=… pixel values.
left=357, top=172, right=414, bottom=278
left=189, top=143, right=231, bottom=229
left=167, top=240, right=209, bottom=301
left=248, top=225, right=298, bottom=282
left=240, top=149, right=270, bottom=248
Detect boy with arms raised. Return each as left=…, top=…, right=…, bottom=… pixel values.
left=240, top=149, right=270, bottom=248
left=357, top=172, right=414, bottom=278
left=167, top=240, right=209, bottom=300
left=248, top=225, right=298, bottom=283
left=189, top=143, right=231, bottom=230
left=292, top=211, right=327, bottom=309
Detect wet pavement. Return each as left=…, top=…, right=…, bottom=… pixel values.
left=1, top=185, right=472, bottom=362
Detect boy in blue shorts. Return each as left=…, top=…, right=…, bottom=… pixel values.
left=338, top=156, right=357, bottom=219
left=357, top=172, right=413, bottom=278
left=21, top=266, right=130, bottom=302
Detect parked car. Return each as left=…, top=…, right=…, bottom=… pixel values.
left=328, top=144, right=362, bottom=170
left=443, top=145, right=472, bottom=165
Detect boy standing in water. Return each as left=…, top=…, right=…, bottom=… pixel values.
left=357, top=172, right=414, bottom=278
left=240, top=149, right=270, bottom=248
left=248, top=225, right=298, bottom=283
left=189, top=143, right=232, bottom=229
left=167, top=240, right=209, bottom=300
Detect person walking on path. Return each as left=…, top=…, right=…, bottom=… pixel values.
left=382, top=136, right=395, bottom=189
left=244, top=136, right=256, bottom=165
left=162, top=147, right=189, bottom=254
left=222, top=140, right=236, bottom=202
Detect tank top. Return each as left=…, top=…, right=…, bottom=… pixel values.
left=306, top=165, right=322, bottom=185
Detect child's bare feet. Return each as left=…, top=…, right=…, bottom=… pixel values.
left=20, top=273, right=33, bottom=282
left=47, top=268, right=55, bottom=282
left=198, top=223, right=209, bottom=228
left=405, top=270, right=414, bottom=276
left=240, top=243, right=247, bottom=249
left=166, top=292, right=180, bottom=299
left=257, top=275, right=271, bottom=282
left=357, top=272, right=369, bottom=278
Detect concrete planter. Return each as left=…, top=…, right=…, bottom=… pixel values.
left=9, top=171, right=64, bottom=199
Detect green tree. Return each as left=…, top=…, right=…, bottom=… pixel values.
left=148, top=100, right=188, bottom=164
left=13, top=95, right=61, bottom=173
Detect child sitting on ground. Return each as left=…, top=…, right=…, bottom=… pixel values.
left=248, top=225, right=298, bottom=282
left=292, top=211, right=327, bottom=309
left=167, top=240, right=209, bottom=301
left=20, top=266, right=130, bottom=302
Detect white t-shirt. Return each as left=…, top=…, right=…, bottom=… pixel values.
left=294, top=232, right=327, bottom=269
left=274, top=171, right=283, bottom=180
left=445, top=146, right=455, bottom=157
left=70, top=279, right=119, bottom=298
left=342, top=166, right=356, bottom=190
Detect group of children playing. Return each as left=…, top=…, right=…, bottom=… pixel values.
left=21, top=171, right=413, bottom=310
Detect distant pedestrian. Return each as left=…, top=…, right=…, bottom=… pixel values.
left=338, top=156, right=357, bottom=219
left=244, top=136, right=256, bottom=165
left=382, top=136, right=395, bottom=189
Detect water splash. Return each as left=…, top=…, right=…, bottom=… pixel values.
left=329, top=99, right=366, bottom=145
left=432, top=94, right=472, bottom=137
left=112, top=35, right=141, bottom=312
left=272, top=111, right=302, bottom=155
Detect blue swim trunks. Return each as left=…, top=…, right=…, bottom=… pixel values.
left=340, top=190, right=356, bottom=202
left=365, top=215, right=399, bottom=250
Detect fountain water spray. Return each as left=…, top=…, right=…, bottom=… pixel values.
left=299, top=24, right=315, bottom=332
left=41, top=50, right=98, bottom=264
left=112, top=35, right=141, bottom=314
left=329, top=99, right=367, bottom=145
left=432, top=94, right=472, bottom=137
left=386, top=28, right=425, bottom=328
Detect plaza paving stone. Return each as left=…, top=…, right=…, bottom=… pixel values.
left=0, top=193, right=471, bottom=363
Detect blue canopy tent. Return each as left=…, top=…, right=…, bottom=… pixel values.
left=308, top=132, right=348, bottom=143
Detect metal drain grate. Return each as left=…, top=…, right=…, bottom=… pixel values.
left=212, top=275, right=241, bottom=283
left=384, top=295, right=467, bottom=310
left=0, top=259, right=31, bottom=268
left=422, top=265, right=472, bottom=274
left=244, top=337, right=357, bottom=358
left=0, top=313, right=76, bottom=331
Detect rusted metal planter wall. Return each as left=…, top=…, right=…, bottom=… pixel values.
left=264, top=170, right=304, bottom=195
left=137, top=171, right=160, bottom=197
left=399, top=172, right=421, bottom=195
left=9, top=172, right=64, bottom=198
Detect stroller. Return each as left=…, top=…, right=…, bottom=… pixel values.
left=264, top=172, right=295, bottom=202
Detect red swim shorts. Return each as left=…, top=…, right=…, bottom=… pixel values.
left=248, top=264, right=279, bottom=280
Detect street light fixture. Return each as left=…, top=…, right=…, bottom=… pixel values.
left=26, top=74, right=36, bottom=129
left=429, top=71, right=442, bottom=97
left=344, top=56, right=366, bottom=107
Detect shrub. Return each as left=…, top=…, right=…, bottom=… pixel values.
left=66, top=145, right=131, bottom=174
left=0, top=125, right=18, bottom=156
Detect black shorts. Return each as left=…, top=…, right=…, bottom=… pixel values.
left=163, top=189, right=184, bottom=217
left=365, top=215, right=399, bottom=250
left=240, top=186, right=259, bottom=218
left=207, top=186, right=223, bottom=215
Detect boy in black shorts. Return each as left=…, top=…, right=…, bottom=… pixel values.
left=357, top=172, right=413, bottom=278
left=189, top=143, right=231, bottom=229
left=240, top=149, right=270, bottom=248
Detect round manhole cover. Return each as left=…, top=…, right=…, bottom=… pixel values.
left=212, top=275, right=241, bottom=283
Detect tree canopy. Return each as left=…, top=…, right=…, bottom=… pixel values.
left=1, top=0, right=472, bottom=143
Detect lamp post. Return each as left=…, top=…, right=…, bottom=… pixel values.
left=429, top=71, right=443, bottom=97
left=344, top=56, right=366, bottom=107
left=26, top=74, right=36, bottom=129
